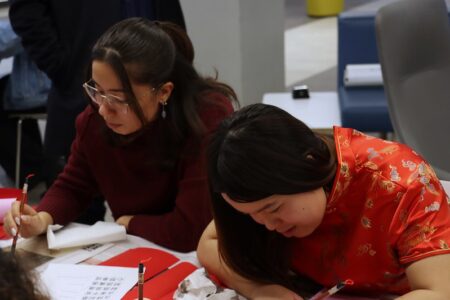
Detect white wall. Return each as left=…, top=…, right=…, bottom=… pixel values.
left=180, top=0, right=285, bottom=105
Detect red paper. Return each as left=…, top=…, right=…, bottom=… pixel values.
left=122, top=262, right=197, bottom=300
left=100, top=247, right=197, bottom=300
left=0, top=188, right=21, bottom=199
left=99, top=247, right=179, bottom=281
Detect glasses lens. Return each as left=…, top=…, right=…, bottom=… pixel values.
left=105, top=95, right=129, bottom=114
left=83, top=81, right=129, bottom=114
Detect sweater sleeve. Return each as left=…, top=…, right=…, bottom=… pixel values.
left=128, top=94, right=234, bottom=252
left=36, top=108, right=101, bottom=225
left=9, top=0, right=68, bottom=86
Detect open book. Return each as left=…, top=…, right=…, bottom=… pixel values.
left=98, top=247, right=197, bottom=300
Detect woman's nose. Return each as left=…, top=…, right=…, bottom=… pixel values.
left=98, top=101, right=113, bottom=118
left=251, top=212, right=282, bottom=231
left=264, top=218, right=280, bottom=231
left=259, top=214, right=281, bottom=231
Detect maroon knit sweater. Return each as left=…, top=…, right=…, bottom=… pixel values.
left=37, top=93, right=233, bottom=252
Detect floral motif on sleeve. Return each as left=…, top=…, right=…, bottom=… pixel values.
left=398, top=223, right=437, bottom=252
left=389, top=165, right=401, bottom=182
left=394, top=161, right=450, bottom=264
left=361, top=216, right=372, bottom=229
left=406, top=162, right=439, bottom=197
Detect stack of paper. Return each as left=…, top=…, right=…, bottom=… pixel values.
left=47, top=221, right=126, bottom=250
left=344, top=64, right=383, bottom=87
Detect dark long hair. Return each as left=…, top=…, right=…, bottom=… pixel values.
left=0, top=250, right=49, bottom=300
left=89, top=18, right=237, bottom=168
left=207, top=104, right=336, bottom=295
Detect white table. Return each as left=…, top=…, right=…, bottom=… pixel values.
left=262, top=92, right=341, bottom=132
left=3, top=223, right=199, bottom=270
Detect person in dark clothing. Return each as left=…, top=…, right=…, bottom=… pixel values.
left=9, top=0, right=186, bottom=223
left=0, top=19, right=50, bottom=188
left=4, top=18, right=237, bottom=252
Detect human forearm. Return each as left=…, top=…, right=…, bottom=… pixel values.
left=37, top=185, right=90, bottom=226
left=197, top=222, right=261, bottom=297
left=197, top=222, right=302, bottom=300
left=127, top=179, right=213, bottom=252
left=402, top=254, right=450, bottom=300
left=396, top=290, right=447, bottom=300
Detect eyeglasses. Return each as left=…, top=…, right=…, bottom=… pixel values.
left=82, top=80, right=130, bottom=114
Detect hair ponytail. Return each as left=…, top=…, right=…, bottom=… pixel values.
left=158, top=21, right=194, bottom=64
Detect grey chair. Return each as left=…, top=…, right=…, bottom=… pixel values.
left=375, top=0, right=450, bottom=180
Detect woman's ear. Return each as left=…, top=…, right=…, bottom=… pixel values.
left=158, top=82, right=174, bottom=104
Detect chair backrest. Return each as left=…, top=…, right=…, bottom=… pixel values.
left=375, top=0, right=450, bottom=180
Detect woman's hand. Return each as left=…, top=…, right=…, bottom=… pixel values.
left=3, top=202, right=53, bottom=238
left=116, top=215, right=134, bottom=230
left=250, top=284, right=303, bottom=300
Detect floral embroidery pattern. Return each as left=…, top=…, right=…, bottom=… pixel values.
left=361, top=216, right=372, bottom=229
left=379, top=180, right=395, bottom=193
left=292, top=127, right=450, bottom=296
left=401, top=160, right=416, bottom=171
left=378, top=145, right=399, bottom=155
left=425, top=201, right=440, bottom=213
left=402, top=223, right=437, bottom=250
left=367, top=148, right=380, bottom=160
left=357, top=243, right=377, bottom=256
left=389, top=165, right=401, bottom=182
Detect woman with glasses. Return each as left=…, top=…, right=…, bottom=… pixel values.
left=198, top=104, right=450, bottom=299
left=4, top=18, right=237, bottom=252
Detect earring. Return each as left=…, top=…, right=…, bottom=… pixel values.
left=161, top=101, right=167, bottom=119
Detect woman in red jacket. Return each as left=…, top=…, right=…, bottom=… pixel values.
left=4, top=18, right=236, bottom=252
left=198, top=104, right=450, bottom=299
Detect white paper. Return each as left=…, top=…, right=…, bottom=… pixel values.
left=174, top=268, right=246, bottom=300
left=39, top=263, right=137, bottom=300
left=47, top=221, right=126, bottom=250
left=0, top=197, right=16, bottom=220
left=344, top=64, right=383, bottom=87
left=36, top=243, right=114, bottom=273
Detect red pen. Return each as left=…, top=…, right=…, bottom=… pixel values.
left=10, top=174, right=34, bottom=255
left=136, top=257, right=152, bottom=300
left=138, top=262, right=144, bottom=300
left=309, top=279, right=354, bottom=300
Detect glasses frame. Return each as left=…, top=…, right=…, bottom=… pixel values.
left=82, top=80, right=130, bottom=115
